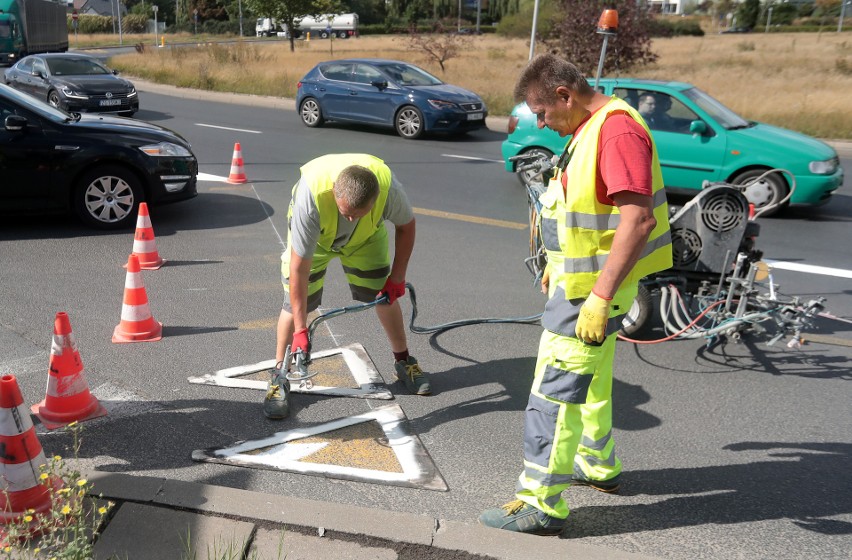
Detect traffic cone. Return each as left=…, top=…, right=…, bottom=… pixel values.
left=226, top=142, right=247, bottom=184
left=112, top=254, right=163, bottom=343
left=127, top=202, right=165, bottom=270
left=31, top=312, right=107, bottom=430
left=0, top=375, right=55, bottom=526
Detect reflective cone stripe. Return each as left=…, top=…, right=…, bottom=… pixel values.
left=113, top=255, right=163, bottom=343
left=32, top=313, right=107, bottom=429
left=227, top=142, right=247, bottom=184
left=130, top=203, right=165, bottom=270
left=0, top=375, right=52, bottom=523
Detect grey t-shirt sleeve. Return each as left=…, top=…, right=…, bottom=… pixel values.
left=289, top=178, right=321, bottom=259
left=383, top=173, right=414, bottom=226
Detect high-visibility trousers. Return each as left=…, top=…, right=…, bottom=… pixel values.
left=515, top=284, right=637, bottom=519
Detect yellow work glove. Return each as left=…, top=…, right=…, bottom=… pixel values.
left=575, top=291, right=612, bottom=344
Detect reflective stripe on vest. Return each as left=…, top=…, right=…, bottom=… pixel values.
left=542, top=97, right=672, bottom=300
left=292, top=154, right=392, bottom=255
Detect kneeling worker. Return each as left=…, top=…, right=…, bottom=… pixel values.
left=264, top=154, right=431, bottom=419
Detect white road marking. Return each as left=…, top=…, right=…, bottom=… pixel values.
left=766, top=260, right=852, bottom=279
left=195, top=123, right=262, bottom=134
left=441, top=153, right=505, bottom=163
left=197, top=172, right=229, bottom=182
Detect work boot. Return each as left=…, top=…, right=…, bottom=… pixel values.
left=263, top=365, right=291, bottom=420
left=394, top=356, right=431, bottom=396
left=478, top=500, right=565, bottom=536
left=572, top=470, right=621, bottom=493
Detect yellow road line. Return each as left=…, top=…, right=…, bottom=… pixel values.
left=413, top=207, right=526, bottom=230
left=801, top=334, right=852, bottom=348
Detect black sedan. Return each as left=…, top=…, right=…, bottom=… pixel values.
left=0, top=83, right=196, bottom=229
left=4, top=53, right=139, bottom=117
left=296, top=58, right=487, bottom=139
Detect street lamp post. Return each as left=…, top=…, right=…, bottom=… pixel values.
left=840, top=0, right=849, bottom=33
left=153, top=4, right=158, bottom=46
left=238, top=0, right=243, bottom=36
left=765, top=5, right=773, bottom=33
left=116, top=0, right=123, bottom=45
left=528, top=0, right=540, bottom=60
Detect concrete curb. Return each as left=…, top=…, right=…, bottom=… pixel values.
left=84, top=471, right=659, bottom=560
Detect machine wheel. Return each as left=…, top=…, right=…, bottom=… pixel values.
left=620, top=284, right=654, bottom=337
left=730, top=168, right=789, bottom=217
left=516, top=147, right=554, bottom=187
left=73, top=165, right=143, bottom=230
left=395, top=106, right=424, bottom=139
left=338, top=31, right=348, bottom=39
left=320, top=31, right=330, bottom=39
left=299, top=98, right=324, bottom=127
left=48, top=90, right=61, bottom=109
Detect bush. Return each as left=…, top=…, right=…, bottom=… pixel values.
left=67, top=13, right=148, bottom=34
left=649, top=17, right=705, bottom=37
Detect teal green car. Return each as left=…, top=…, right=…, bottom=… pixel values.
left=502, top=79, right=844, bottom=215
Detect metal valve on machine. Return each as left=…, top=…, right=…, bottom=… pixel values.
left=283, top=344, right=318, bottom=389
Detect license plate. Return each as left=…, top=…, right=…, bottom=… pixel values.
left=99, top=99, right=121, bottom=106
left=467, top=112, right=483, bottom=121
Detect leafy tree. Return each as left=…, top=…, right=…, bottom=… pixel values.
left=244, top=0, right=317, bottom=50
left=542, top=0, right=657, bottom=77
left=735, top=0, right=760, bottom=29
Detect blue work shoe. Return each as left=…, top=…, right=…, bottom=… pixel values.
left=263, top=366, right=291, bottom=420
left=478, top=500, right=565, bottom=536
left=394, top=356, right=431, bottom=396
left=572, top=471, right=621, bottom=493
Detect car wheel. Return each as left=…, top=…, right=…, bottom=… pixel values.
left=73, top=165, right=143, bottom=230
left=48, top=90, right=61, bottom=109
left=395, top=106, right=424, bottom=139
left=730, top=168, right=789, bottom=217
left=299, top=98, right=324, bottom=127
left=620, top=284, right=654, bottom=337
left=516, top=148, right=554, bottom=187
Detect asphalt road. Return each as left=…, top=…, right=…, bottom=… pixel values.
left=1, top=89, right=850, bottom=560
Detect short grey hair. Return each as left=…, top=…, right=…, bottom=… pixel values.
left=333, top=165, right=379, bottom=209
left=514, top=53, right=593, bottom=104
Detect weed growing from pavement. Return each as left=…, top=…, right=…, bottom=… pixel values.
left=180, top=528, right=286, bottom=560
left=1, top=422, right=115, bottom=560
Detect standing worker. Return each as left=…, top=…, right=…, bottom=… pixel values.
left=479, top=54, right=672, bottom=535
left=264, top=154, right=431, bottom=420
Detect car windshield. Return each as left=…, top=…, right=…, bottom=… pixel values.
left=682, top=87, right=750, bottom=130
left=0, top=83, right=72, bottom=122
left=0, top=21, right=10, bottom=39
left=46, top=58, right=111, bottom=76
left=376, top=63, right=442, bottom=86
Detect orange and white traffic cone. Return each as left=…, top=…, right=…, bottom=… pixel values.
left=0, top=374, right=55, bottom=527
left=112, top=254, right=163, bottom=343
left=226, top=142, right=247, bottom=184
left=128, top=202, right=165, bottom=270
left=31, top=312, right=107, bottom=430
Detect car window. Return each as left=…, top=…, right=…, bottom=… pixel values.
left=32, top=59, right=46, bottom=75
left=629, top=89, right=707, bottom=135
left=352, top=64, right=385, bottom=85
left=376, top=63, right=442, bottom=86
left=47, top=58, right=110, bottom=76
left=682, top=87, right=750, bottom=130
left=0, top=21, right=10, bottom=39
left=16, top=58, right=33, bottom=73
left=319, top=63, right=354, bottom=82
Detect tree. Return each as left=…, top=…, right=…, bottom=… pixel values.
left=542, top=0, right=657, bottom=77
left=406, top=23, right=471, bottom=72
left=244, top=0, right=318, bottom=51
left=735, top=0, right=760, bottom=29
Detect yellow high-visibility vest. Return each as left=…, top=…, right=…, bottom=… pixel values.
left=540, top=97, right=672, bottom=299
left=296, top=154, right=391, bottom=255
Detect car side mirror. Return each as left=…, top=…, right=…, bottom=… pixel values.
left=5, top=115, right=27, bottom=132
left=112, top=69, right=119, bottom=75
left=371, top=80, right=387, bottom=91
left=32, top=70, right=44, bottom=79
left=689, top=120, right=707, bottom=137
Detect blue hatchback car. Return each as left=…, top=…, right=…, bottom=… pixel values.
left=296, top=58, right=487, bottom=139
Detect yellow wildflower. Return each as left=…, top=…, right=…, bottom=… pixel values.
left=23, top=515, right=32, bottom=523
left=53, top=455, right=62, bottom=461
left=39, top=473, right=48, bottom=480
left=61, top=505, right=71, bottom=515
left=76, top=479, right=87, bottom=486
left=98, top=506, right=108, bottom=514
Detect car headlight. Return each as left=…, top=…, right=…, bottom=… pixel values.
left=60, top=86, right=88, bottom=99
left=808, top=158, right=838, bottom=175
left=128, top=88, right=137, bottom=98
left=427, top=99, right=458, bottom=110
left=139, top=142, right=192, bottom=157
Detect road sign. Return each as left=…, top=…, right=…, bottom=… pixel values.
left=71, top=10, right=78, bottom=20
